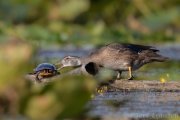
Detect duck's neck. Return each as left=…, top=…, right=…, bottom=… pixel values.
left=80, top=55, right=100, bottom=65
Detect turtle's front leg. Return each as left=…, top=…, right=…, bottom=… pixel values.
left=35, top=72, right=42, bottom=83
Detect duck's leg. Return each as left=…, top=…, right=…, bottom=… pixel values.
left=128, top=67, right=134, bottom=80
left=117, top=71, right=122, bottom=80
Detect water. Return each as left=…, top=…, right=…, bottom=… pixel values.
left=88, top=91, right=180, bottom=118
left=38, top=44, right=180, bottom=61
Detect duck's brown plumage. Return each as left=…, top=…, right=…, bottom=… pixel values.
left=87, top=43, right=164, bottom=65
left=81, top=43, right=168, bottom=79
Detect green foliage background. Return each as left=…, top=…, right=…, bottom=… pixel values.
left=0, top=0, right=179, bottom=45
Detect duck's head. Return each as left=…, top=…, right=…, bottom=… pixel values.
left=57, top=56, right=82, bottom=69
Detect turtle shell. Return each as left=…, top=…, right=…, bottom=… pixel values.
left=34, top=63, right=57, bottom=73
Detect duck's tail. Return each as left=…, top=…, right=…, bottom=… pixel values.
left=141, top=50, right=169, bottom=63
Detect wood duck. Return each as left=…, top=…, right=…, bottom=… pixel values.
left=58, top=43, right=168, bottom=80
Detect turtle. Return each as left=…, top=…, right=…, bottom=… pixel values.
left=33, top=63, right=59, bottom=82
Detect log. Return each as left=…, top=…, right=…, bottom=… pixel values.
left=108, top=80, right=180, bottom=92
left=25, top=73, right=180, bottom=92
left=25, top=63, right=180, bottom=92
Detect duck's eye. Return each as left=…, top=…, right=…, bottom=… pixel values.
left=64, top=56, right=70, bottom=60
left=64, top=58, right=70, bottom=62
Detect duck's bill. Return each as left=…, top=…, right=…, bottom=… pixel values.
left=55, top=63, right=64, bottom=70
left=57, top=66, right=64, bottom=70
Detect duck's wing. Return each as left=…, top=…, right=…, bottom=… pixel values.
left=106, top=43, right=159, bottom=53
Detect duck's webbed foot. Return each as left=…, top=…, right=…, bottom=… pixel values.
left=128, top=75, right=134, bottom=80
